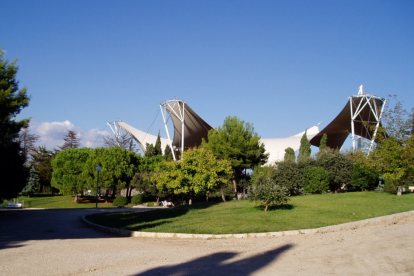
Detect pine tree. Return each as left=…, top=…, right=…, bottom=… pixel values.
left=59, top=130, right=81, bottom=150
left=297, top=130, right=311, bottom=163
left=23, top=166, right=39, bottom=197
left=164, top=144, right=173, bottom=161
left=154, top=131, right=162, bottom=156
left=319, top=133, right=328, bottom=151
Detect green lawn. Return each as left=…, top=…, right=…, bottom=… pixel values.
left=85, top=192, right=414, bottom=234
left=3, top=194, right=126, bottom=209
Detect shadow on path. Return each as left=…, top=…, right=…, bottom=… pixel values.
left=135, top=244, right=293, bottom=276
left=0, top=208, right=144, bottom=250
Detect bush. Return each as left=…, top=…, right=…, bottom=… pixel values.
left=383, top=178, right=398, bottom=194
left=112, top=196, right=128, bottom=207
left=248, top=175, right=290, bottom=211
left=303, top=167, right=330, bottom=194
left=352, top=163, right=379, bottom=191
left=131, top=194, right=144, bottom=205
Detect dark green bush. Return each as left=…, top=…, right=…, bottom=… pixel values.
left=112, top=196, right=128, bottom=207
left=352, top=162, right=379, bottom=191
left=383, top=178, right=398, bottom=194
left=303, top=167, right=330, bottom=194
left=131, top=194, right=144, bottom=205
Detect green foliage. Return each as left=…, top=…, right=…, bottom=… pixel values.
left=0, top=50, right=31, bottom=199
left=352, top=162, right=379, bottom=191
left=58, top=130, right=81, bottom=150
left=163, top=144, right=173, bottom=161
left=131, top=193, right=145, bottom=205
left=201, top=116, right=268, bottom=196
left=112, top=196, right=128, bottom=207
left=297, top=131, right=311, bottom=163
left=275, top=161, right=305, bottom=195
left=303, top=167, right=330, bottom=194
left=154, top=131, right=162, bottom=156
left=144, top=143, right=156, bottom=157
left=284, top=147, right=295, bottom=163
left=51, top=148, right=91, bottom=200
left=22, top=166, right=40, bottom=196
left=30, top=146, right=56, bottom=193
left=249, top=175, right=290, bottom=211
left=155, top=147, right=232, bottom=200
left=319, top=133, right=328, bottom=151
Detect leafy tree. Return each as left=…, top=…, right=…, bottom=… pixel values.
left=249, top=174, right=290, bottom=212
left=103, top=133, right=137, bottom=152
left=59, top=130, right=81, bottom=150
left=51, top=148, right=91, bottom=202
left=352, top=162, right=379, bottom=191
left=0, top=49, right=31, bottom=199
left=284, top=147, right=295, bottom=163
left=83, top=147, right=141, bottom=202
left=22, top=166, right=40, bottom=197
left=144, top=143, right=156, bottom=157
left=275, top=161, right=305, bottom=195
left=316, top=149, right=354, bottom=193
left=17, top=128, right=40, bottom=163
left=156, top=147, right=232, bottom=205
left=164, top=144, right=173, bottom=161
left=201, top=116, right=268, bottom=198
left=303, top=167, right=330, bottom=194
left=361, top=97, right=414, bottom=195
left=297, top=130, right=311, bottom=163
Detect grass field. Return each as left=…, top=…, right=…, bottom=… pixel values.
left=85, top=192, right=414, bottom=234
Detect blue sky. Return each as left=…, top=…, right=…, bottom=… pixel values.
left=2, top=0, right=413, bottom=152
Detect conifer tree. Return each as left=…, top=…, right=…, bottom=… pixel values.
left=22, top=166, right=39, bottom=197
left=59, top=130, right=81, bottom=150
left=164, top=144, right=173, bottom=161
left=297, top=130, right=311, bottom=163
left=319, top=133, right=328, bottom=151
left=154, top=131, right=162, bottom=156
left=284, top=147, right=295, bottom=163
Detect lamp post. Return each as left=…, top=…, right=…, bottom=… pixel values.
left=96, top=166, right=101, bottom=208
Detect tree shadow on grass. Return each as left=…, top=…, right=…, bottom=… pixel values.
left=135, top=244, right=293, bottom=276
left=253, top=204, right=295, bottom=211
left=86, top=202, right=221, bottom=232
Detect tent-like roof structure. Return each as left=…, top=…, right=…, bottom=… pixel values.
left=117, top=121, right=170, bottom=153
left=310, top=88, right=387, bottom=150
left=162, top=100, right=213, bottom=151
left=261, top=125, right=320, bottom=164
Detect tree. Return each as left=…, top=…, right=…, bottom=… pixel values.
left=59, top=130, right=81, bottom=150
left=319, top=133, right=328, bottom=151
left=284, top=147, right=295, bottom=163
left=103, top=133, right=137, bottom=152
left=352, top=162, right=379, bottom=191
left=154, top=131, right=162, bottom=156
left=297, top=130, right=311, bottom=163
left=201, top=116, right=268, bottom=198
left=164, top=144, right=173, bottom=161
left=144, top=143, right=156, bottom=157
left=22, top=166, right=40, bottom=197
left=0, top=49, right=31, bottom=200
left=275, top=161, right=305, bottom=195
left=51, top=148, right=91, bottom=202
left=17, top=128, right=40, bottom=163
left=155, top=147, right=232, bottom=205
left=30, top=146, right=56, bottom=193
left=359, top=96, right=414, bottom=196
left=248, top=174, right=290, bottom=212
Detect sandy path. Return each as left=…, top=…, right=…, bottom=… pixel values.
left=1, top=209, right=413, bottom=276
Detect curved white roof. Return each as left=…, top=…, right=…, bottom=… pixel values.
left=260, top=125, right=320, bottom=165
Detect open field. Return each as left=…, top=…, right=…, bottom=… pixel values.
left=86, top=191, right=414, bottom=234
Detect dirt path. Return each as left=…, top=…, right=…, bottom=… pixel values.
left=1, top=209, right=414, bottom=275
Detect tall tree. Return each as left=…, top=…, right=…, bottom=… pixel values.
left=59, top=130, right=81, bottom=150
left=30, top=146, right=56, bottom=193
left=156, top=147, right=231, bottom=205
left=319, top=133, right=328, bottom=151
left=284, top=147, right=295, bottom=163
left=201, top=116, right=268, bottom=198
left=154, top=131, right=162, bottom=156
left=0, top=49, right=31, bottom=199
left=51, top=148, right=91, bottom=202
left=18, top=128, right=40, bottom=163
left=103, top=133, right=137, bottom=152
left=164, top=144, right=173, bottom=161
left=144, top=143, right=156, bottom=157
left=297, top=130, right=311, bottom=163
left=22, top=166, right=40, bottom=197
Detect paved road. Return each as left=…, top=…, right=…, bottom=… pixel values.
left=1, top=208, right=414, bottom=276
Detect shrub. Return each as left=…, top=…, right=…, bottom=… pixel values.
left=248, top=175, right=290, bottom=211
left=112, top=196, right=128, bottom=207
left=303, top=167, right=330, bottom=194
left=383, top=178, right=398, bottom=194
left=131, top=194, right=144, bottom=205
left=352, top=163, right=379, bottom=191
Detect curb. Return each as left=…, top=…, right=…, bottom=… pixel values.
left=82, top=210, right=414, bottom=240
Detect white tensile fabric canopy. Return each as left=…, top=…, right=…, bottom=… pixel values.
left=117, top=121, right=170, bottom=154
left=260, top=125, right=320, bottom=165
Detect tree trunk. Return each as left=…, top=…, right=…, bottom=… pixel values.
left=243, top=189, right=246, bottom=200
left=221, top=189, right=226, bottom=202
left=232, top=173, right=238, bottom=199
left=189, top=192, right=193, bottom=205
left=206, top=193, right=209, bottom=203
left=74, top=194, right=78, bottom=202
left=265, top=204, right=269, bottom=212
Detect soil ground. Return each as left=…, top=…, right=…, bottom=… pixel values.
left=0, top=208, right=413, bottom=276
